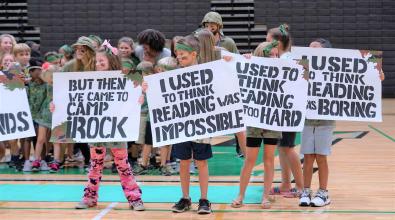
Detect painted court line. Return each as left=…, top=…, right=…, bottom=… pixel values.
left=92, top=202, right=118, bottom=220
left=368, top=125, right=395, bottom=142
left=0, top=206, right=394, bottom=215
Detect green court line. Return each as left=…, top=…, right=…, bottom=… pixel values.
left=0, top=207, right=394, bottom=215
left=368, top=125, right=395, bottom=142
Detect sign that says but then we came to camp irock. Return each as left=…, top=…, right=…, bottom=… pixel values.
left=52, top=71, right=142, bottom=143
left=145, top=60, right=245, bottom=147
left=291, top=47, right=383, bottom=122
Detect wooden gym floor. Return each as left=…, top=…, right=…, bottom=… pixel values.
left=0, top=99, right=394, bottom=220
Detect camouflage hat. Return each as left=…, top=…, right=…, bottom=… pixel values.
left=88, top=35, right=103, bottom=46
left=201, top=11, right=223, bottom=29
left=71, top=36, right=95, bottom=52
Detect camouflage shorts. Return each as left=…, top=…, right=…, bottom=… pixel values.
left=247, top=127, right=282, bottom=139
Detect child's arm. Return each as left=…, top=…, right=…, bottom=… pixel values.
left=380, top=69, right=385, bottom=81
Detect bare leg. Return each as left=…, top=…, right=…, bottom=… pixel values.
left=235, top=131, right=246, bottom=155
left=303, top=154, right=316, bottom=188
left=235, top=147, right=260, bottom=202
left=195, top=159, right=209, bottom=199
left=281, top=147, right=304, bottom=191
left=316, top=155, right=329, bottom=190
left=263, top=144, right=276, bottom=201
left=179, top=159, right=191, bottom=198
left=160, top=146, right=169, bottom=166
left=278, top=148, right=292, bottom=191
left=141, top=144, right=152, bottom=167
left=34, top=126, right=48, bottom=160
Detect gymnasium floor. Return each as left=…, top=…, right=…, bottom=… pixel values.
left=0, top=99, right=394, bottom=220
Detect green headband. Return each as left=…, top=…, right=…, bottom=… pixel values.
left=122, top=61, right=135, bottom=69
left=263, top=40, right=279, bottom=57
left=279, top=24, right=288, bottom=36
left=46, top=54, right=61, bottom=62
left=60, top=45, right=73, bottom=55
left=175, top=43, right=195, bottom=52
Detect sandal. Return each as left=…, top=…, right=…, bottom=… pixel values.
left=231, top=199, right=243, bottom=208
left=261, top=199, right=272, bottom=209
left=283, top=188, right=300, bottom=198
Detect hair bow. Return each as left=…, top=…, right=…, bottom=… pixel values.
left=102, top=40, right=118, bottom=56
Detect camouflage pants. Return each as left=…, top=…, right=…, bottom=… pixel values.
left=82, top=147, right=142, bottom=205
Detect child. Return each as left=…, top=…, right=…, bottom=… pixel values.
left=62, top=41, right=144, bottom=210
left=231, top=41, right=281, bottom=209
left=266, top=24, right=304, bottom=197
left=118, top=37, right=140, bottom=66
left=22, top=59, right=47, bottom=171
left=32, top=63, right=61, bottom=172
left=143, top=35, right=212, bottom=214
left=0, top=53, right=15, bottom=70
left=44, top=51, right=62, bottom=66
left=134, top=58, right=178, bottom=176
left=299, top=38, right=335, bottom=207
left=58, top=44, right=74, bottom=67
left=133, top=61, right=159, bottom=174
left=0, top=34, right=16, bottom=55
left=6, top=43, right=32, bottom=168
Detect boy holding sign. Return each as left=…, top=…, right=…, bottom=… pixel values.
left=142, top=36, right=213, bottom=214
left=168, top=36, right=213, bottom=214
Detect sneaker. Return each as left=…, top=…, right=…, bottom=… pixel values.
left=299, top=188, right=312, bottom=206
left=40, top=160, right=50, bottom=171
left=311, top=189, right=331, bottom=207
left=22, top=160, right=32, bottom=172
left=31, top=160, right=41, bottom=172
left=160, top=165, right=172, bottom=176
left=189, top=162, right=196, bottom=174
left=172, top=198, right=192, bottom=213
left=75, top=201, right=97, bottom=209
left=166, top=164, right=177, bottom=175
left=197, top=199, right=212, bottom=214
left=133, top=165, right=148, bottom=175
left=49, top=162, right=60, bottom=173
left=8, top=155, right=18, bottom=168
left=130, top=199, right=145, bottom=211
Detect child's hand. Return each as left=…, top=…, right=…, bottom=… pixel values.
left=141, top=81, right=148, bottom=93
left=223, top=55, right=233, bottom=62
left=49, top=102, right=56, bottom=113
left=379, top=70, right=385, bottom=81
left=133, top=80, right=140, bottom=88
left=243, top=53, right=252, bottom=59
left=138, top=94, right=145, bottom=105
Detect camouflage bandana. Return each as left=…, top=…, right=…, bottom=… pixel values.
left=279, top=24, right=288, bottom=36
left=263, top=40, right=279, bottom=57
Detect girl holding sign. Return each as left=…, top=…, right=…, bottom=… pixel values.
left=71, top=41, right=145, bottom=211
left=231, top=41, right=281, bottom=209
left=266, top=24, right=304, bottom=198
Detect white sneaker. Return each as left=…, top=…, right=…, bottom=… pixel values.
left=166, top=164, right=177, bottom=174
left=22, top=160, right=32, bottom=172
left=40, top=160, right=50, bottom=171
left=310, top=189, right=331, bottom=207
left=299, top=188, right=312, bottom=206
left=189, top=162, right=196, bottom=174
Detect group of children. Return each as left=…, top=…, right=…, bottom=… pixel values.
left=1, top=11, right=383, bottom=215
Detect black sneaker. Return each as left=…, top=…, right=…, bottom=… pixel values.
left=171, top=198, right=191, bottom=213
left=197, top=199, right=212, bottom=214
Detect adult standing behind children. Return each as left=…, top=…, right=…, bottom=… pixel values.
left=134, top=29, right=171, bottom=65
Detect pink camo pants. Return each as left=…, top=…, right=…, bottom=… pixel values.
left=82, top=146, right=142, bottom=205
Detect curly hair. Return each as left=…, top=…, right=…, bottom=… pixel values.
left=137, top=29, right=166, bottom=52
